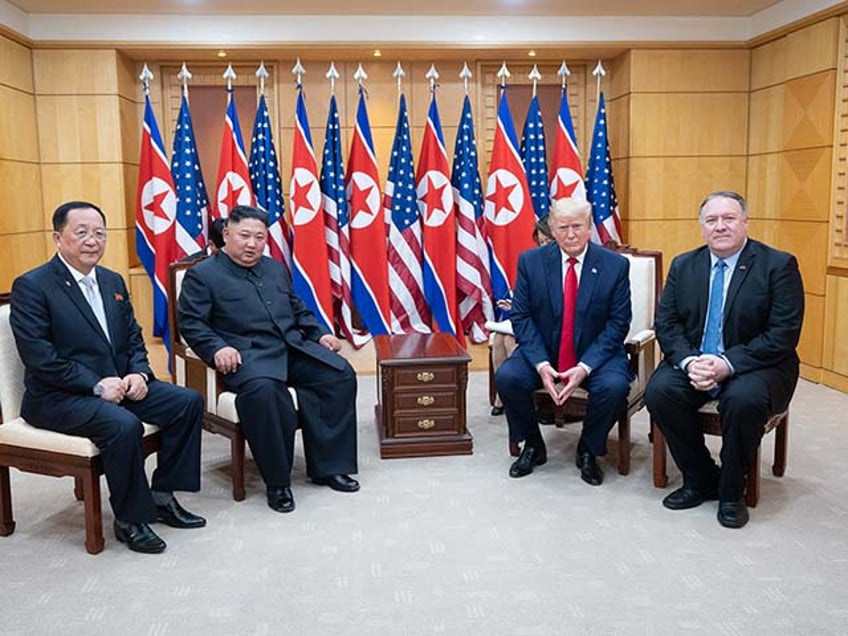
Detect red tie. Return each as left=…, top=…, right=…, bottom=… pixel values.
left=557, top=257, right=578, bottom=371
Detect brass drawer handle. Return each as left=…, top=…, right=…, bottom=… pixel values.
left=417, top=395, right=435, bottom=406
left=417, top=419, right=436, bottom=430
left=416, top=371, right=434, bottom=383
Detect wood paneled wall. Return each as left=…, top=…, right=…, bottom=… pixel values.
left=0, top=34, right=44, bottom=291
left=747, top=18, right=839, bottom=385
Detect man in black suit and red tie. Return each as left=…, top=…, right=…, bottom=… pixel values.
left=495, top=197, right=633, bottom=486
left=10, top=201, right=206, bottom=554
left=646, top=190, right=804, bottom=528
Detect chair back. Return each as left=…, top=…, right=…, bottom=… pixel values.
left=0, top=298, right=25, bottom=421
left=610, top=244, right=663, bottom=340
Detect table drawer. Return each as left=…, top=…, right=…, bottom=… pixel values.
left=392, top=390, right=459, bottom=411
left=393, top=365, right=458, bottom=388
left=391, top=411, right=461, bottom=437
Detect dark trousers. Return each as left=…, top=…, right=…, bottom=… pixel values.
left=645, top=361, right=797, bottom=501
left=22, top=381, right=203, bottom=523
left=232, top=351, right=358, bottom=488
left=495, top=353, right=630, bottom=457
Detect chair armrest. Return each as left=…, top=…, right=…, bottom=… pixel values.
left=624, top=329, right=657, bottom=387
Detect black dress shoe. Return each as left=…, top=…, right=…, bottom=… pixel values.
left=490, top=405, right=505, bottom=416
left=662, top=485, right=718, bottom=510
left=509, top=444, right=547, bottom=478
left=575, top=451, right=603, bottom=486
left=155, top=498, right=206, bottom=529
left=312, top=474, right=360, bottom=492
left=113, top=521, right=166, bottom=554
left=267, top=486, right=295, bottom=513
left=718, top=499, right=749, bottom=528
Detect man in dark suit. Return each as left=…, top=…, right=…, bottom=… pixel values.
left=178, top=205, right=358, bottom=514
left=10, top=201, right=205, bottom=554
left=181, top=217, right=225, bottom=263
left=645, top=190, right=804, bottom=528
left=495, top=197, right=632, bottom=485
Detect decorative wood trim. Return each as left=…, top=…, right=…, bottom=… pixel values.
left=830, top=16, right=848, bottom=268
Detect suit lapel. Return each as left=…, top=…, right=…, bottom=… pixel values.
left=574, top=243, right=600, bottom=346
left=694, top=249, right=712, bottom=334
left=544, top=244, right=563, bottom=320
left=724, top=241, right=755, bottom=320
left=50, top=256, right=112, bottom=346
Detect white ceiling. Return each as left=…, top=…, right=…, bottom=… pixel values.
left=6, top=0, right=785, bottom=17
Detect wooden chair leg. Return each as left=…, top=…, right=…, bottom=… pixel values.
left=80, top=468, right=104, bottom=555
left=651, top=420, right=669, bottom=488
left=617, top=415, right=631, bottom=475
left=773, top=416, right=788, bottom=477
left=231, top=434, right=246, bottom=502
left=745, top=446, right=761, bottom=508
left=74, top=476, right=84, bottom=501
left=0, top=466, right=15, bottom=536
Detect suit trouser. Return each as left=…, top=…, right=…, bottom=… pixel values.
left=23, top=381, right=204, bottom=522
left=495, top=352, right=631, bottom=457
left=233, top=351, right=358, bottom=488
left=645, top=361, right=797, bottom=501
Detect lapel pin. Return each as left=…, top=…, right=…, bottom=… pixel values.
left=739, top=265, right=747, bottom=271
left=65, top=280, right=71, bottom=287
left=114, top=293, right=124, bottom=301
left=591, top=268, right=598, bottom=274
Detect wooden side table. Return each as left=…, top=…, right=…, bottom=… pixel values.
left=374, top=333, right=473, bottom=458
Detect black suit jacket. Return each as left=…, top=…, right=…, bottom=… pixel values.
left=11, top=255, right=154, bottom=404
left=510, top=241, right=632, bottom=374
left=177, top=251, right=345, bottom=391
left=655, top=238, right=804, bottom=379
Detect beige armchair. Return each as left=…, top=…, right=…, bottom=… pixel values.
left=528, top=243, right=663, bottom=475
left=0, top=295, right=160, bottom=554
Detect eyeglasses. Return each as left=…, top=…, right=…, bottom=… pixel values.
left=69, top=228, right=108, bottom=242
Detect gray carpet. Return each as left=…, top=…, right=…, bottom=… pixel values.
left=2, top=373, right=847, bottom=635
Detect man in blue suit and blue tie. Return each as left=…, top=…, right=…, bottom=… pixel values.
left=495, top=197, right=633, bottom=486
left=11, top=201, right=206, bottom=553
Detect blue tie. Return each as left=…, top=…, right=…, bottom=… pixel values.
left=702, top=259, right=726, bottom=355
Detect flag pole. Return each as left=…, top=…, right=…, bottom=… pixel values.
left=139, top=63, right=153, bottom=97
left=459, top=62, right=472, bottom=96
left=592, top=60, right=606, bottom=103
left=393, top=62, right=405, bottom=101
left=353, top=62, right=368, bottom=97
left=223, top=63, right=236, bottom=95
left=557, top=60, right=571, bottom=92
left=257, top=61, right=270, bottom=101
left=177, top=62, right=191, bottom=102
left=496, top=61, right=510, bottom=95
left=425, top=63, right=439, bottom=96
left=326, top=61, right=339, bottom=95
left=528, top=64, right=541, bottom=98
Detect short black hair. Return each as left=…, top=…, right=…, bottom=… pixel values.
left=52, top=201, right=106, bottom=231
left=229, top=205, right=269, bottom=227
left=208, top=218, right=226, bottom=249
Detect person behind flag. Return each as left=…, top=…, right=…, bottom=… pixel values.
left=520, top=93, right=550, bottom=218
left=385, top=93, right=430, bottom=334
left=171, top=94, right=211, bottom=260
left=250, top=93, right=293, bottom=272
left=178, top=205, right=360, bottom=514
left=585, top=92, right=623, bottom=245
left=12, top=201, right=206, bottom=554
left=495, top=197, right=632, bottom=486
left=453, top=94, right=493, bottom=344
left=181, top=218, right=225, bottom=263
left=484, top=88, right=537, bottom=318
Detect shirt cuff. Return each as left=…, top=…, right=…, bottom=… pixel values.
left=577, top=362, right=592, bottom=376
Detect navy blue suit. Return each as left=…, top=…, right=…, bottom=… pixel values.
left=10, top=256, right=203, bottom=523
left=646, top=238, right=804, bottom=500
left=495, top=241, right=633, bottom=456
left=177, top=252, right=357, bottom=488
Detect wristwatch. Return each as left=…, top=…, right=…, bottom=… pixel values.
left=93, top=382, right=105, bottom=397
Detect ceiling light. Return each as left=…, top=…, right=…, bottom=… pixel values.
left=528, top=50, right=537, bottom=57
left=217, top=50, right=227, bottom=58
left=373, top=49, right=382, bottom=57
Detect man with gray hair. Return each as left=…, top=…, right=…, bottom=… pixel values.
left=496, top=197, right=632, bottom=486
left=646, top=190, right=804, bottom=528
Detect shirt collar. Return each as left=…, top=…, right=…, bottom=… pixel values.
left=710, top=238, right=747, bottom=271
left=559, top=243, right=589, bottom=264
left=57, top=252, right=97, bottom=284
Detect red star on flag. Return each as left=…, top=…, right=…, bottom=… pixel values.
left=486, top=175, right=517, bottom=215
left=349, top=180, right=374, bottom=218
left=421, top=176, right=448, bottom=218
left=144, top=189, right=170, bottom=219
left=221, top=178, right=244, bottom=207
left=291, top=176, right=315, bottom=212
left=554, top=174, right=578, bottom=198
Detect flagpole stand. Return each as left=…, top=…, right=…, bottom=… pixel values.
left=373, top=333, right=473, bottom=458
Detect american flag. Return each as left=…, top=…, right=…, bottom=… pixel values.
left=345, top=87, right=391, bottom=337
left=549, top=84, right=586, bottom=202
left=136, top=93, right=178, bottom=356
left=418, top=93, right=460, bottom=342
left=385, top=93, right=430, bottom=334
left=520, top=94, right=550, bottom=218
left=585, top=92, right=623, bottom=244
left=170, top=95, right=210, bottom=259
left=214, top=89, right=254, bottom=219
left=453, top=94, right=493, bottom=344
left=484, top=88, right=536, bottom=316
left=249, top=94, right=292, bottom=270
left=319, top=95, right=364, bottom=345
left=289, top=85, right=333, bottom=332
